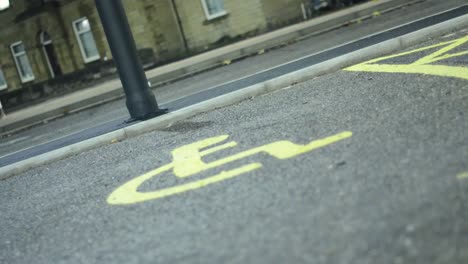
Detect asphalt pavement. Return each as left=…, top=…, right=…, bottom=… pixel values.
left=0, top=0, right=466, bottom=160
left=0, top=29, right=467, bottom=263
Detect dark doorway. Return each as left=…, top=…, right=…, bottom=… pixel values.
left=40, top=31, right=62, bottom=78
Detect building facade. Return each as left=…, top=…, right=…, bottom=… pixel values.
left=0, top=0, right=308, bottom=109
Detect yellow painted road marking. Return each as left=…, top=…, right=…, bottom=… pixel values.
left=457, top=171, right=468, bottom=180
left=345, top=35, right=468, bottom=80
left=108, top=131, right=352, bottom=205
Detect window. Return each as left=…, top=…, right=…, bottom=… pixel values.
left=201, top=0, right=227, bottom=20
left=0, top=67, right=7, bottom=90
left=10, top=42, right=35, bottom=83
left=0, top=0, right=10, bottom=11
left=73, top=17, right=100, bottom=63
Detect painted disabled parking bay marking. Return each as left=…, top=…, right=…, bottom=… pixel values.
left=108, top=131, right=352, bottom=205
left=345, top=35, right=468, bottom=80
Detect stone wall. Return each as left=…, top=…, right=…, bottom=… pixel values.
left=261, top=0, right=305, bottom=30
left=174, top=0, right=268, bottom=52
left=123, top=0, right=185, bottom=63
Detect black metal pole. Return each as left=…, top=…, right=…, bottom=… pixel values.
left=95, top=0, right=166, bottom=120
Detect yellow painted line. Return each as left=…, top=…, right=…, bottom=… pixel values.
left=173, top=131, right=353, bottom=178
left=346, top=64, right=468, bottom=80
left=413, top=36, right=468, bottom=65
left=352, top=40, right=453, bottom=65
left=107, top=131, right=353, bottom=205
left=457, top=171, right=468, bottom=180
left=344, top=35, right=468, bottom=80
left=423, top=50, right=468, bottom=65
left=107, top=163, right=262, bottom=205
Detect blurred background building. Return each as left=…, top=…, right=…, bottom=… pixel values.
left=0, top=0, right=365, bottom=110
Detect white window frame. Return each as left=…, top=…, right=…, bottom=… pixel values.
left=72, top=17, right=100, bottom=63
left=0, top=0, right=10, bottom=11
left=10, top=41, right=35, bottom=83
left=0, top=67, right=7, bottom=90
left=201, top=0, right=227, bottom=20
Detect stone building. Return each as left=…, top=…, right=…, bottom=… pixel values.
left=0, top=0, right=308, bottom=109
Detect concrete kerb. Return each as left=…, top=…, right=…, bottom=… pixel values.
left=1, top=14, right=467, bottom=181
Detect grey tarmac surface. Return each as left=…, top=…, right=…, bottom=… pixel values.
left=0, top=0, right=466, bottom=159
left=0, top=29, right=467, bottom=263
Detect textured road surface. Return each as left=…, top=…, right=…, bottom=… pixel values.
left=0, top=31, right=467, bottom=263
left=0, top=0, right=466, bottom=158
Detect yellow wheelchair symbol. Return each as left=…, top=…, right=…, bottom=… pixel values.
left=108, top=131, right=352, bottom=205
